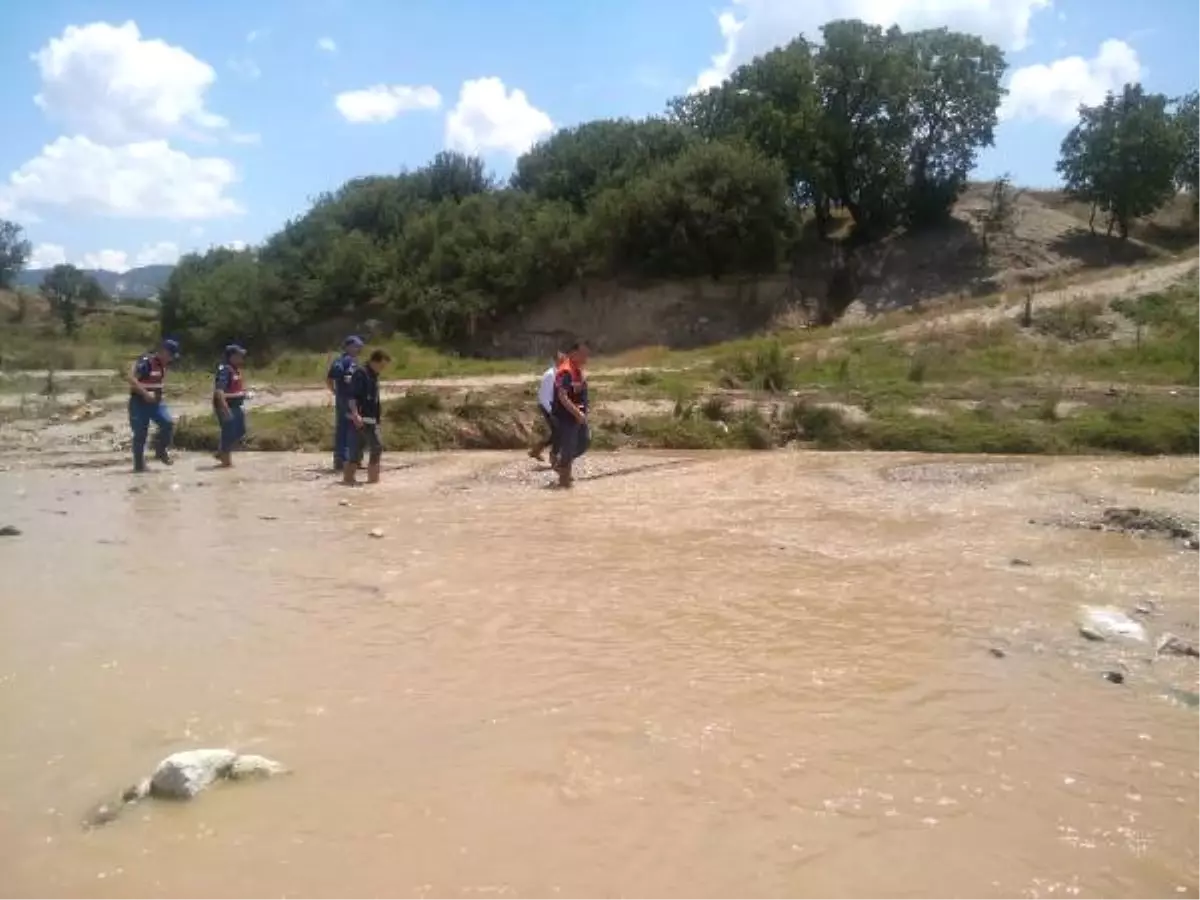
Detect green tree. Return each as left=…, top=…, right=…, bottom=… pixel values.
left=588, top=140, right=789, bottom=279
left=1058, top=83, right=1181, bottom=239
left=0, top=219, right=32, bottom=289
left=422, top=151, right=493, bottom=203
left=1173, top=91, right=1198, bottom=213
left=513, top=118, right=695, bottom=211
left=382, top=191, right=582, bottom=343
left=898, top=27, right=1007, bottom=226
left=670, top=38, right=822, bottom=214
left=40, top=264, right=103, bottom=336
left=668, top=21, right=1004, bottom=238
left=161, top=247, right=294, bottom=353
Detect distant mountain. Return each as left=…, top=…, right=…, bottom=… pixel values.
left=15, top=264, right=174, bottom=300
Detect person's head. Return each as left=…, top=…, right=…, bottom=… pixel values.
left=343, top=335, right=365, bottom=357
left=157, top=338, right=181, bottom=364
left=225, top=343, right=247, bottom=367
left=367, top=349, right=392, bottom=373
left=566, top=340, right=589, bottom=366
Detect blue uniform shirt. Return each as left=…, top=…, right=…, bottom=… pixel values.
left=131, top=353, right=166, bottom=398
left=327, top=353, right=358, bottom=400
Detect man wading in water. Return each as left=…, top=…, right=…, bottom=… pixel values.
left=528, top=351, right=565, bottom=467
left=343, top=349, right=391, bottom=487
left=551, top=341, right=590, bottom=488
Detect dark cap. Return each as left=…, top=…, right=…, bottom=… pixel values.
left=225, top=343, right=247, bottom=357
left=343, top=335, right=365, bottom=348
left=162, top=338, right=181, bottom=359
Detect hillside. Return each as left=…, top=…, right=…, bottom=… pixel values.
left=14, top=263, right=173, bottom=299
left=480, top=185, right=1197, bottom=357
left=2, top=256, right=1195, bottom=461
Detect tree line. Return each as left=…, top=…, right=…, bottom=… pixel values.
left=161, top=19, right=1014, bottom=352
left=1, top=18, right=1195, bottom=353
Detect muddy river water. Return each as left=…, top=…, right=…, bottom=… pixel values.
left=0, top=449, right=1196, bottom=898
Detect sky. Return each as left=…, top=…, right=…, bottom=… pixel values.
left=0, top=0, right=1196, bottom=274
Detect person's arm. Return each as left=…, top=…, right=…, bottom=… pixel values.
left=213, top=367, right=231, bottom=419
left=126, top=359, right=155, bottom=402
left=555, top=372, right=586, bottom=424
left=347, top=370, right=365, bottom=428
left=325, top=359, right=339, bottom=395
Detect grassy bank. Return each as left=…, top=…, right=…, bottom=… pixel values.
left=16, top=271, right=1200, bottom=458
left=161, top=275, right=1200, bottom=458
left=173, top=386, right=1197, bottom=457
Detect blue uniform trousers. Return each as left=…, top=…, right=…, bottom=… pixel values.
left=129, top=395, right=173, bottom=469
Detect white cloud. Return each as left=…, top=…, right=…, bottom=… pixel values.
left=1, top=136, right=242, bottom=220
left=79, top=249, right=129, bottom=271
left=134, top=241, right=181, bottom=266
left=334, top=84, right=442, bottom=123
left=230, top=132, right=262, bottom=145
left=1001, top=39, right=1142, bottom=123
left=317, top=37, right=338, bottom=53
left=692, top=0, right=1053, bottom=91
left=246, top=29, right=263, bottom=43
left=26, top=241, right=182, bottom=273
left=444, top=77, right=553, bottom=156
left=32, top=21, right=228, bottom=143
left=220, top=240, right=248, bottom=251
left=228, top=57, right=261, bottom=80
left=74, top=241, right=181, bottom=272
left=28, top=243, right=68, bottom=269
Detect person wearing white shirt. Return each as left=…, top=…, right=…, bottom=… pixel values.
left=528, top=352, right=564, bottom=465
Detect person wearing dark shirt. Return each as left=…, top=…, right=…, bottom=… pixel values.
left=213, top=344, right=248, bottom=468
left=325, top=335, right=364, bottom=472
left=126, top=338, right=180, bottom=473
left=343, top=349, right=391, bottom=487
left=551, top=340, right=590, bottom=489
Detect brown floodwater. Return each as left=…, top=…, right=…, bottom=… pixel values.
left=0, top=449, right=1197, bottom=898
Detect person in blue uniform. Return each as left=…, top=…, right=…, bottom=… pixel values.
left=343, top=349, right=391, bottom=487
left=326, top=335, right=364, bottom=472
left=126, top=338, right=180, bottom=473
left=213, top=344, right=248, bottom=468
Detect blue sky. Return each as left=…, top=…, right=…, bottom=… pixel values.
left=0, top=0, right=1196, bottom=272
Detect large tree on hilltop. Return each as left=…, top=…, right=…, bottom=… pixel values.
left=668, top=19, right=1006, bottom=238
left=898, top=27, right=1007, bottom=226
left=1058, top=83, right=1181, bottom=239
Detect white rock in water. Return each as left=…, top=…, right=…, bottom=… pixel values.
left=150, top=749, right=238, bottom=799
left=229, top=754, right=289, bottom=780
left=1077, top=606, right=1147, bottom=643
left=84, top=749, right=287, bottom=828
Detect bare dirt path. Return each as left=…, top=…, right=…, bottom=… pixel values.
left=884, top=257, right=1198, bottom=341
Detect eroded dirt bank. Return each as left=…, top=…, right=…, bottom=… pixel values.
left=0, top=449, right=1196, bottom=898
